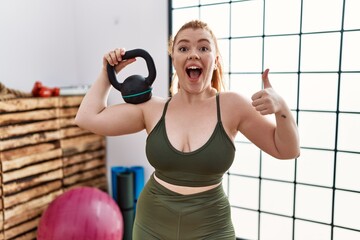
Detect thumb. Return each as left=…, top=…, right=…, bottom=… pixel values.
left=262, top=69, right=272, bottom=89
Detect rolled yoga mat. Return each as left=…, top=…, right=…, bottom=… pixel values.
left=111, top=166, right=128, bottom=203
left=121, top=208, right=135, bottom=240
left=117, top=171, right=135, bottom=240
left=116, top=171, right=135, bottom=210
left=111, top=166, right=145, bottom=203
left=129, top=166, right=144, bottom=202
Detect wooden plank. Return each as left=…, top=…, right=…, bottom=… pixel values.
left=0, top=109, right=58, bottom=126
left=59, top=127, right=90, bottom=138
left=58, top=117, right=76, bottom=128
left=4, top=189, right=63, bottom=220
left=0, top=142, right=59, bottom=161
left=58, top=107, right=78, bottom=118
left=4, top=217, right=39, bottom=240
left=3, top=169, right=63, bottom=195
left=63, top=167, right=107, bottom=186
left=59, top=96, right=83, bottom=107
left=1, top=147, right=62, bottom=172
left=63, top=149, right=105, bottom=167
left=65, top=176, right=108, bottom=191
left=4, top=205, right=46, bottom=230
left=3, top=180, right=62, bottom=208
left=2, top=159, right=62, bottom=183
left=8, top=230, right=37, bottom=240
left=63, top=158, right=105, bottom=177
left=0, top=130, right=61, bottom=151
left=0, top=119, right=59, bottom=139
left=0, top=97, right=59, bottom=113
left=61, top=135, right=105, bottom=156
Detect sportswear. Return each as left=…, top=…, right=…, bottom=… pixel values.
left=146, top=93, right=235, bottom=187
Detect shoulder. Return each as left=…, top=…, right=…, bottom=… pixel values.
left=217, top=91, right=256, bottom=131
left=140, top=96, right=169, bottom=130
left=218, top=91, right=252, bottom=110
left=139, top=96, right=170, bottom=116
left=141, top=96, right=169, bottom=109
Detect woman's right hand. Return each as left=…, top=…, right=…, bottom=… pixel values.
left=103, top=48, right=136, bottom=74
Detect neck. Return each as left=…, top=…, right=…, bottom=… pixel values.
left=176, top=88, right=217, bottom=104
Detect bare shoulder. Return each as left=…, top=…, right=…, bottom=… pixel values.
left=141, top=96, right=169, bottom=110
left=140, top=96, right=169, bottom=133
left=217, top=91, right=254, bottom=137
left=219, top=91, right=252, bottom=113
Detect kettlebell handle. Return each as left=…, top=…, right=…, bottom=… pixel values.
left=107, top=48, right=156, bottom=92
left=123, top=49, right=156, bottom=86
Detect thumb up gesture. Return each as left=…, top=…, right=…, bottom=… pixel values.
left=251, top=69, right=284, bottom=115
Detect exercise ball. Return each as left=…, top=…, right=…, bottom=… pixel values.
left=37, top=187, right=124, bottom=240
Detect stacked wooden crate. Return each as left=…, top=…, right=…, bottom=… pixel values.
left=0, top=96, right=107, bottom=240
left=58, top=96, right=107, bottom=191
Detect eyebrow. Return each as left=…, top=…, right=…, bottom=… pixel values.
left=176, top=38, right=211, bottom=45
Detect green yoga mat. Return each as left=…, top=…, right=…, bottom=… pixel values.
left=117, top=171, right=135, bottom=240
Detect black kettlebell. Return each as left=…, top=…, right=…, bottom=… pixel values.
left=106, top=48, right=156, bottom=104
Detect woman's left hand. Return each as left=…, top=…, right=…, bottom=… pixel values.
left=251, top=69, right=285, bottom=115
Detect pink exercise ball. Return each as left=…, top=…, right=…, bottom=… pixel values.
left=37, top=187, right=124, bottom=240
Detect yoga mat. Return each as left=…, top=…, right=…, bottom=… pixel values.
left=111, top=166, right=145, bottom=202
left=129, top=166, right=144, bottom=201
left=116, top=171, right=135, bottom=210
left=111, top=166, right=128, bottom=202
left=122, top=208, right=135, bottom=240
left=115, top=170, right=136, bottom=240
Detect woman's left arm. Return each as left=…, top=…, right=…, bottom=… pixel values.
left=250, top=69, right=300, bottom=159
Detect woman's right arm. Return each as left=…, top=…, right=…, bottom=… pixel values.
left=74, top=48, right=144, bottom=136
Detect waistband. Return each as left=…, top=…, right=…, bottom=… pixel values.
left=149, top=173, right=225, bottom=200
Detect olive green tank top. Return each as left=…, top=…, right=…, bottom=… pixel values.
left=146, top=93, right=236, bottom=187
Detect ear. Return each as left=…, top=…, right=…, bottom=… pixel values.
left=214, top=55, right=219, bottom=70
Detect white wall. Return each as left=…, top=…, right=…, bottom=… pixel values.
left=0, top=0, right=78, bottom=91
left=0, top=0, right=169, bottom=186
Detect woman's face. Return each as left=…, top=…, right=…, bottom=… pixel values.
left=172, top=28, right=218, bottom=94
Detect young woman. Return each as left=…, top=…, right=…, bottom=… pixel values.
left=75, top=20, right=300, bottom=240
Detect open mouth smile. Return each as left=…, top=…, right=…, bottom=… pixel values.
left=186, top=66, right=203, bottom=79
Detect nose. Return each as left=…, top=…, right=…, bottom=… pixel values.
left=187, top=50, right=200, bottom=60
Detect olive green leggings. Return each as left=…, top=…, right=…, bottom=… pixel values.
left=132, top=174, right=235, bottom=240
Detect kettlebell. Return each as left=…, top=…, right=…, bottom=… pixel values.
left=107, top=48, right=156, bottom=104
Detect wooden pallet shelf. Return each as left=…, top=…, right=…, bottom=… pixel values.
left=0, top=96, right=107, bottom=240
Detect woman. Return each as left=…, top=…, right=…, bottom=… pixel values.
left=75, top=20, right=300, bottom=239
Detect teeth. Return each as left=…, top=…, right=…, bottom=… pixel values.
left=187, top=66, right=200, bottom=69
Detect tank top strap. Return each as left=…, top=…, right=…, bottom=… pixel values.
left=161, top=98, right=172, bottom=118
left=216, top=93, right=221, bottom=122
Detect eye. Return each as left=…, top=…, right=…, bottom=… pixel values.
left=199, top=46, right=209, bottom=52
left=178, top=47, right=188, bottom=52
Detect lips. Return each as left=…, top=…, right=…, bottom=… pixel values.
left=186, top=66, right=202, bottom=79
